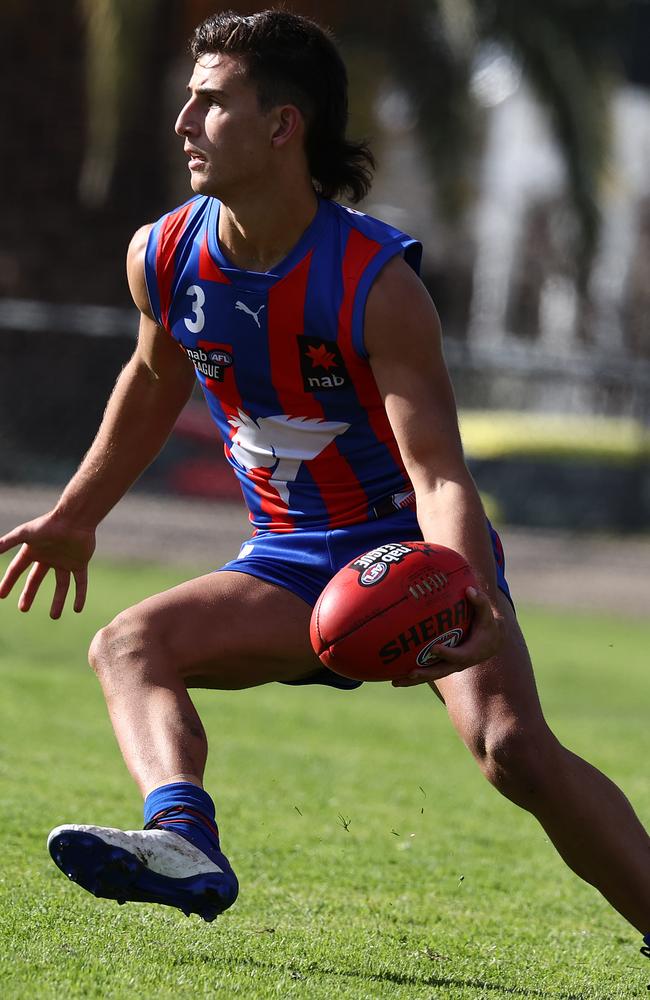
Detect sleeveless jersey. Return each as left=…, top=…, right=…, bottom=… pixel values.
left=144, top=195, right=422, bottom=532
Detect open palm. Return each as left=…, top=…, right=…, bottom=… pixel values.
left=0, top=512, right=96, bottom=618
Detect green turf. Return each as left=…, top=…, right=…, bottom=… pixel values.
left=459, top=411, right=649, bottom=464
left=0, top=559, right=648, bottom=999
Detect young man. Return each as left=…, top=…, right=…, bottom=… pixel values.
left=1, top=10, right=648, bottom=959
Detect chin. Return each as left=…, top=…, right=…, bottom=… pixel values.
left=190, top=174, right=224, bottom=200
left=189, top=173, right=209, bottom=193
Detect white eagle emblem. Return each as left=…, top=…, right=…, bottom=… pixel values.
left=228, top=409, right=350, bottom=504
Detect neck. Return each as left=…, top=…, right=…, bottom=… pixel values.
left=217, top=180, right=319, bottom=272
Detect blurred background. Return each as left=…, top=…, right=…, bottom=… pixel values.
left=1, top=0, right=649, bottom=533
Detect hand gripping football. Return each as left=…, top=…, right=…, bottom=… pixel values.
left=310, top=542, right=478, bottom=681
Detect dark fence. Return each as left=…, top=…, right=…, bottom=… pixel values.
left=1, top=300, right=648, bottom=531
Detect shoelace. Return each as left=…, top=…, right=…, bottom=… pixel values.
left=144, top=804, right=220, bottom=841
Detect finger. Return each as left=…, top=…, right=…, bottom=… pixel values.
left=393, top=675, right=428, bottom=687
left=421, top=641, right=467, bottom=665
left=392, top=662, right=461, bottom=687
left=467, top=590, right=503, bottom=639
left=393, top=590, right=501, bottom=686
left=422, top=634, right=488, bottom=667
left=0, top=523, right=33, bottom=555
left=427, top=591, right=496, bottom=663
left=0, top=545, right=34, bottom=598
left=18, top=562, right=50, bottom=612
left=392, top=675, right=423, bottom=688
left=73, top=568, right=88, bottom=614
left=50, top=569, right=71, bottom=620
left=466, top=587, right=494, bottom=617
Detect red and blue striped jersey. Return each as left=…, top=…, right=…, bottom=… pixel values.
left=144, top=195, right=422, bottom=532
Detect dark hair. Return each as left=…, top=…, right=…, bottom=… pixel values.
left=189, top=9, right=375, bottom=203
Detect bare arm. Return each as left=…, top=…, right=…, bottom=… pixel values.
left=55, top=225, right=196, bottom=525
left=365, top=256, right=503, bottom=680
left=0, top=225, right=196, bottom=617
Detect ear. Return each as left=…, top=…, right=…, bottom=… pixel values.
left=270, top=105, right=303, bottom=148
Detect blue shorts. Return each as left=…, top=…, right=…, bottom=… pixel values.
left=217, top=507, right=512, bottom=691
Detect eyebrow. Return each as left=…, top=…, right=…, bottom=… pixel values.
left=189, top=85, right=228, bottom=100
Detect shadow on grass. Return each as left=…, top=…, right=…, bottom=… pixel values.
left=173, top=953, right=584, bottom=999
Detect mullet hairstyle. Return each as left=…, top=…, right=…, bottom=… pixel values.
left=189, top=9, right=375, bottom=203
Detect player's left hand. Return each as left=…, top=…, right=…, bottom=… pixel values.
left=391, top=587, right=504, bottom=687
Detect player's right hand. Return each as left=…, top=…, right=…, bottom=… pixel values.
left=0, top=512, right=96, bottom=619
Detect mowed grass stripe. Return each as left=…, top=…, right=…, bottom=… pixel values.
left=0, top=558, right=648, bottom=998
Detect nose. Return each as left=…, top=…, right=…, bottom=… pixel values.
left=175, top=99, right=199, bottom=138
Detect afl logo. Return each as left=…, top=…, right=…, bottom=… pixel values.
left=416, top=628, right=464, bottom=666
left=207, top=350, right=233, bottom=366
left=359, top=562, right=388, bottom=586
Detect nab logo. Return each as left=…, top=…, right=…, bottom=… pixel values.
left=184, top=341, right=233, bottom=382
left=298, top=336, right=350, bottom=392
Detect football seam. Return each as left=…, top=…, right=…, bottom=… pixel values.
left=315, top=592, right=407, bottom=653
left=315, top=562, right=471, bottom=654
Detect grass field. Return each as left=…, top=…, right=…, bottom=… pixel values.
left=0, top=558, right=648, bottom=999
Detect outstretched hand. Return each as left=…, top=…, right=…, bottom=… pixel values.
left=0, top=512, right=96, bottom=619
left=392, top=587, right=504, bottom=687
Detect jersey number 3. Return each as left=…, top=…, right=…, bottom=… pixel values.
left=185, top=285, right=206, bottom=333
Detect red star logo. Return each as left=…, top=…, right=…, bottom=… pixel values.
left=306, top=344, right=338, bottom=370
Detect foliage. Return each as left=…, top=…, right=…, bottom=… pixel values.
left=81, top=0, right=623, bottom=268
left=78, top=0, right=158, bottom=208
left=473, top=0, right=620, bottom=269
left=338, top=0, right=619, bottom=266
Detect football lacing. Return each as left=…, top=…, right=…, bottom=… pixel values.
left=409, top=572, right=448, bottom=599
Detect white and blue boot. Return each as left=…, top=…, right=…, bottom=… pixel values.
left=47, top=821, right=239, bottom=922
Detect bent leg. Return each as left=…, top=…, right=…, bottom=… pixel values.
left=88, top=571, right=320, bottom=796
left=434, top=595, right=650, bottom=932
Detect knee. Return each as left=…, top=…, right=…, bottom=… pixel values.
left=88, top=609, right=162, bottom=683
left=469, top=721, right=558, bottom=810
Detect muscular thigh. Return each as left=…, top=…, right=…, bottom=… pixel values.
left=432, top=594, right=549, bottom=743
left=116, top=571, right=320, bottom=689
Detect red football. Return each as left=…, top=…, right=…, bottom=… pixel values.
left=310, top=541, right=478, bottom=682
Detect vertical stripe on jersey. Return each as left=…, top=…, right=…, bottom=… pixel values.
left=200, top=363, right=277, bottom=528
left=262, top=252, right=312, bottom=531
left=337, top=228, right=410, bottom=482
left=156, top=201, right=198, bottom=331
left=267, top=252, right=368, bottom=530
left=198, top=233, right=231, bottom=284
left=196, top=325, right=284, bottom=529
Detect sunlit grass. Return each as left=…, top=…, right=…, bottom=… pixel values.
left=0, top=559, right=648, bottom=999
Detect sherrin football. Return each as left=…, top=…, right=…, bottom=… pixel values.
left=310, top=542, right=478, bottom=682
